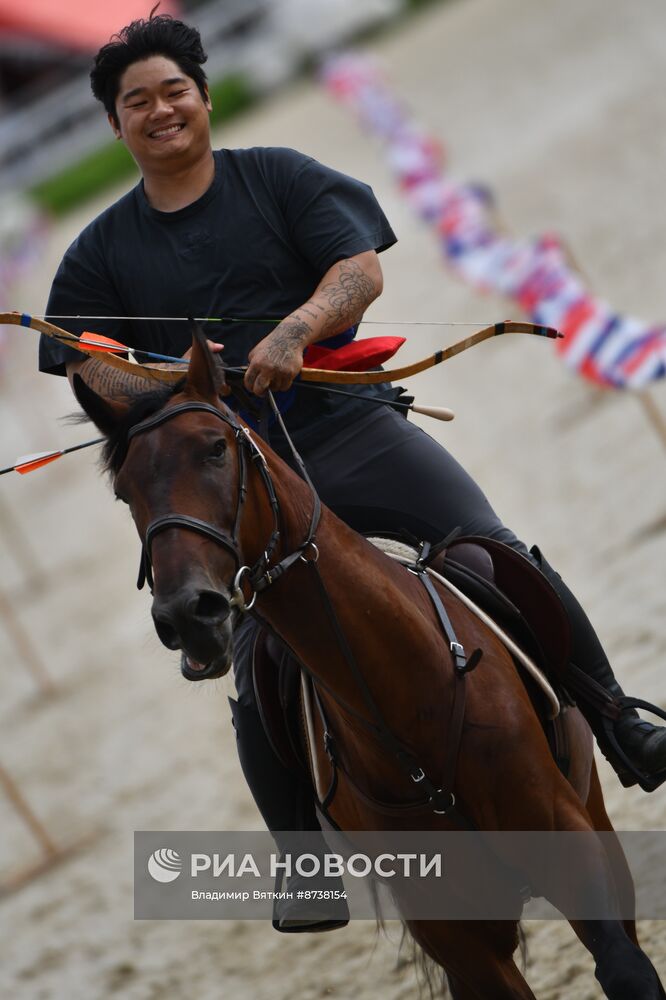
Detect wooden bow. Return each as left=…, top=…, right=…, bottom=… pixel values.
left=1, top=312, right=561, bottom=386
left=0, top=311, right=181, bottom=383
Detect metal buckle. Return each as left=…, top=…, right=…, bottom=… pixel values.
left=241, top=426, right=268, bottom=467
left=230, top=565, right=257, bottom=612
left=299, top=541, right=319, bottom=564
left=411, top=768, right=426, bottom=783
left=450, top=641, right=465, bottom=657
left=433, top=791, right=455, bottom=815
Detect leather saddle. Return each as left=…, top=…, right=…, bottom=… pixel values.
left=428, top=535, right=571, bottom=681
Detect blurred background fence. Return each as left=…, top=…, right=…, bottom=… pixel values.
left=0, top=0, right=421, bottom=207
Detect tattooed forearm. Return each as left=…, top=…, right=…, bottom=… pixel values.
left=268, top=252, right=382, bottom=353
left=67, top=356, right=163, bottom=399
left=302, top=255, right=380, bottom=341
left=298, top=304, right=320, bottom=322
left=243, top=252, right=382, bottom=393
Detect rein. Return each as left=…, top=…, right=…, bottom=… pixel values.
left=124, top=394, right=474, bottom=823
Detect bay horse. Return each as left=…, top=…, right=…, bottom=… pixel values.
left=74, top=328, right=664, bottom=999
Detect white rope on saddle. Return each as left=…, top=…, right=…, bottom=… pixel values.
left=367, top=537, right=560, bottom=720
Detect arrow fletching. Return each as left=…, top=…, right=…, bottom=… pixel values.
left=14, top=451, right=64, bottom=474
left=0, top=437, right=105, bottom=477
left=80, top=331, right=129, bottom=354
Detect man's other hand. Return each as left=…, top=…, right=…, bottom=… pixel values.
left=181, top=340, right=224, bottom=360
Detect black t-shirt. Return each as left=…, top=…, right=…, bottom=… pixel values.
left=40, top=147, right=397, bottom=444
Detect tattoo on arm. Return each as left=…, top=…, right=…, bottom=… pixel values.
left=252, top=256, right=379, bottom=368
left=315, top=258, right=377, bottom=335
left=298, top=305, right=320, bottom=321
left=73, top=357, right=157, bottom=399
left=264, top=319, right=312, bottom=365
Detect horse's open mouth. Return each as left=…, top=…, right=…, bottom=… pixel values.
left=180, top=653, right=232, bottom=682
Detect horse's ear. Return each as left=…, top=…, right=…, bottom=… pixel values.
left=72, top=373, right=130, bottom=436
left=186, top=321, right=226, bottom=400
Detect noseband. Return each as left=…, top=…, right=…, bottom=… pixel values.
left=125, top=400, right=320, bottom=604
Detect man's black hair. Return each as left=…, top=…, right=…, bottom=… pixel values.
left=90, top=9, right=208, bottom=124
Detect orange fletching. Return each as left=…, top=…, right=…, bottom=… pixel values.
left=82, top=331, right=127, bottom=354
left=15, top=451, right=62, bottom=474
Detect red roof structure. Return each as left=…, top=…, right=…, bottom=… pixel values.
left=0, top=0, right=180, bottom=52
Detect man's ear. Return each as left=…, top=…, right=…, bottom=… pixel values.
left=185, top=321, right=227, bottom=400
left=72, top=374, right=130, bottom=436
left=108, top=112, right=122, bottom=139
left=203, top=86, right=212, bottom=114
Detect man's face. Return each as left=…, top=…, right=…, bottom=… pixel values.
left=111, top=55, right=212, bottom=172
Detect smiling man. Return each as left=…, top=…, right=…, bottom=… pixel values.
left=39, top=10, right=666, bottom=934
left=111, top=56, right=215, bottom=210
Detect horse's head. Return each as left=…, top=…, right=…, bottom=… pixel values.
left=73, top=327, right=271, bottom=682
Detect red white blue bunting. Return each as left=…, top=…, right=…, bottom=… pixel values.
left=322, top=54, right=666, bottom=389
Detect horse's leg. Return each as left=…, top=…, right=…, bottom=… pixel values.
left=571, top=764, right=665, bottom=997
left=539, top=793, right=665, bottom=1000
left=570, top=920, right=665, bottom=1000
left=406, top=919, right=536, bottom=1000
left=581, top=759, right=638, bottom=946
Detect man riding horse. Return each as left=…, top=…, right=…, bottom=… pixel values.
left=39, top=12, right=666, bottom=932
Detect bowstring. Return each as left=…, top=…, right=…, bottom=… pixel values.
left=38, top=315, right=492, bottom=327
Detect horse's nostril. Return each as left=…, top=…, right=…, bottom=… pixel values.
left=192, top=590, right=230, bottom=621
left=152, top=615, right=181, bottom=651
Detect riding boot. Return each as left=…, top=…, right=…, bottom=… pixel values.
left=531, top=546, right=666, bottom=791
left=229, top=697, right=349, bottom=931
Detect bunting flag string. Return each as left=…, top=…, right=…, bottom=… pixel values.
left=322, top=54, right=666, bottom=390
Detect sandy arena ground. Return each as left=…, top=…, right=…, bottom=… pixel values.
left=1, top=0, right=666, bottom=996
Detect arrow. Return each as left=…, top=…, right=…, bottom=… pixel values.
left=292, top=381, right=454, bottom=421
left=0, top=438, right=105, bottom=476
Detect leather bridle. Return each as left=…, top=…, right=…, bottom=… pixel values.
left=126, top=400, right=320, bottom=603
left=121, top=395, right=474, bottom=824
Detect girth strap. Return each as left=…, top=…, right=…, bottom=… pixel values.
left=416, top=568, right=482, bottom=808
left=303, top=557, right=476, bottom=823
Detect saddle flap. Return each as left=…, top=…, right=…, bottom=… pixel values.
left=446, top=536, right=572, bottom=679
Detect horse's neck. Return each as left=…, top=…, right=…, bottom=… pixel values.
left=248, top=455, right=443, bottom=718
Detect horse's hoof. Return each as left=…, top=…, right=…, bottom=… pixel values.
left=272, top=872, right=350, bottom=933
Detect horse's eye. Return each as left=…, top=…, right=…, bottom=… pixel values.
left=209, top=439, right=227, bottom=460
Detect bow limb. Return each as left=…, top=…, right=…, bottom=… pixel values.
left=299, top=321, right=561, bottom=384
left=0, top=311, right=184, bottom=384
